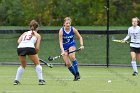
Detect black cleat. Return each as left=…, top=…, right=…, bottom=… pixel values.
left=13, top=80, right=20, bottom=85
left=76, top=72, right=80, bottom=79
left=73, top=72, right=81, bottom=81
left=73, top=76, right=79, bottom=81
left=38, top=80, right=45, bottom=85
left=132, top=72, right=138, bottom=76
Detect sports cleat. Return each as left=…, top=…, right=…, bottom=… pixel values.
left=73, top=76, right=79, bottom=81
left=13, top=80, right=20, bottom=85
left=132, top=72, right=138, bottom=76
left=76, top=72, right=80, bottom=79
left=73, top=72, right=81, bottom=81
left=38, top=80, right=45, bottom=85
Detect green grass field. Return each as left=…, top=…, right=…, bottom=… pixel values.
left=0, top=66, right=139, bottom=93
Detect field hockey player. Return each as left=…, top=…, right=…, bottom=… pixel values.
left=59, top=17, right=84, bottom=81
left=13, top=20, right=45, bottom=85
left=122, top=17, right=140, bottom=76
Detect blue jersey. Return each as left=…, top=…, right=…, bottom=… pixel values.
left=62, top=26, right=76, bottom=50
left=62, top=26, right=75, bottom=44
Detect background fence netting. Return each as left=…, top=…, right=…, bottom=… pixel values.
left=0, top=30, right=134, bottom=66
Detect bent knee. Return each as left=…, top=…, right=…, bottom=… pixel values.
left=70, top=56, right=76, bottom=61
left=131, top=57, right=136, bottom=61
left=21, top=65, right=26, bottom=69
left=65, top=62, right=71, bottom=67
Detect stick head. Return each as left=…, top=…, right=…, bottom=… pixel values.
left=48, top=56, right=54, bottom=61
left=48, top=64, right=53, bottom=68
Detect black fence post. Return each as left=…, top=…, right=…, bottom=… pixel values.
left=106, top=0, right=110, bottom=67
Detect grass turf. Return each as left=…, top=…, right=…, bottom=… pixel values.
left=0, top=66, right=139, bottom=93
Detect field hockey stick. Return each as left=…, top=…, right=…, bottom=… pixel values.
left=39, top=59, right=53, bottom=68
left=112, top=39, right=129, bottom=43
left=48, top=48, right=81, bottom=61
left=112, top=39, right=140, bottom=44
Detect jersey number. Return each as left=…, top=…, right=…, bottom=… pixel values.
left=134, top=34, right=137, bottom=39
left=23, top=35, right=32, bottom=41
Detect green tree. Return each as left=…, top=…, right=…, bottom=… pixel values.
left=0, top=0, right=24, bottom=25
left=110, top=0, right=139, bottom=26
left=21, top=0, right=48, bottom=25
left=47, top=0, right=106, bottom=26
left=0, top=0, right=140, bottom=26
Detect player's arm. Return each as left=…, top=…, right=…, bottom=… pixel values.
left=17, top=32, right=27, bottom=44
left=123, top=28, right=130, bottom=41
left=35, top=32, right=41, bottom=53
left=59, top=29, right=65, bottom=55
left=73, top=28, right=84, bottom=50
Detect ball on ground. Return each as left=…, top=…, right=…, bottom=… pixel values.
left=108, top=80, right=111, bottom=83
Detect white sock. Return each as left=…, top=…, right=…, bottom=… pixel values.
left=131, top=61, right=138, bottom=73
left=15, top=66, right=25, bottom=81
left=35, top=65, right=43, bottom=80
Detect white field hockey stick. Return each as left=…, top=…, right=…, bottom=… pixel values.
left=39, top=59, right=53, bottom=68
left=112, top=39, right=140, bottom=44
left=48, top=48, right=81, bottom=61
left=112, top=39, right=129, bottom=43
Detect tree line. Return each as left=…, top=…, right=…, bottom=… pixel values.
left=0, top=0, right=140, bottom=26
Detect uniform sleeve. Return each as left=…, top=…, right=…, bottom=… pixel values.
left=123, top=28, right=130, bottom=41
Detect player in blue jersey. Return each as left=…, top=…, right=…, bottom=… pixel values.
left=59, top=17, right=84, bottom=81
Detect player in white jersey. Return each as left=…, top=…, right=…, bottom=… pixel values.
left=13, top=20, right=45, bottom=85
left=122, top=17, right=140, bottom=76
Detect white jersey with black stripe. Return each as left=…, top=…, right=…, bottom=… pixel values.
left=18, top=31, right=37, bottom=48
left=124, top=26, right=140, bottom=48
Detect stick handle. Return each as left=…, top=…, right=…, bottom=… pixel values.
left=39, top=59, right=53, bottom=68
left=48, top=48, right=81, bottom=61
left=68, top=48, right=81, bottom=54
left=39, top=59, right=47, bottom=65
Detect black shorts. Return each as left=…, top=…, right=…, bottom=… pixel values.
left=17, top=47, right=36, bottom=56
left=130, top=47, right=140, bottom=53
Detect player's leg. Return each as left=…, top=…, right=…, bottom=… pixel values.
left=136, top=47, right=140, bottom=63
left=136, top=53, right=140, bottom=73
left=63, top=54, right=76, bottom=79
left=14, top=56, right=26, bottom=85
left=69, top=46, right=80, bottom=80
left=137, top=53, right=140, bottom=62
left=63, top=44, right=77, bottom=80
left=29, top=54, right=45, bottom=85
left=130, top=52, right=138, bottom=76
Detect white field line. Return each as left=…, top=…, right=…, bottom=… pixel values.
left=96, top=90, right=112, bottom=92
left=2, top=90, right=45, bottom=93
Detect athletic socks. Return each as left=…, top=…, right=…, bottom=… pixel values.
left=131, top=61, right=138, bottom=73
left=35, top=65, right=43, bottom=80
left=15, top=66, right=25, bottom=81
left=72, top=60, right=79, bottom=74
left=68, top=66, right=76, bottom=76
